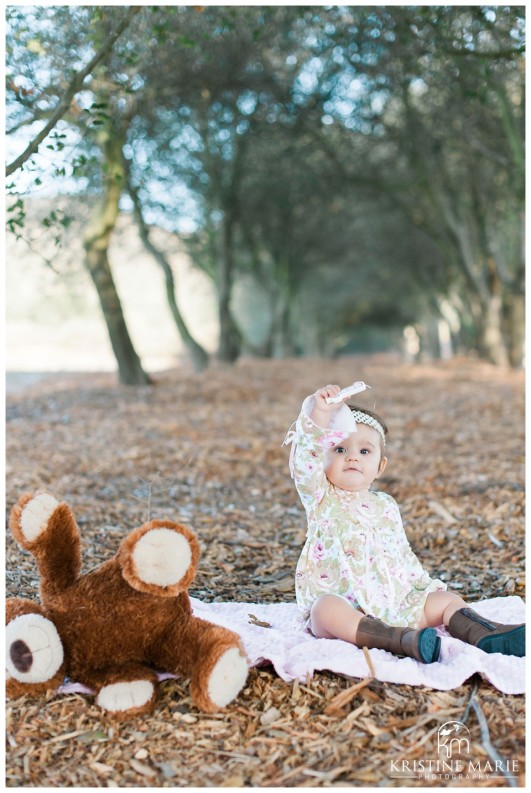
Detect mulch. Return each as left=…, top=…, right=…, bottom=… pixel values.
left=5, top=355, right=525, bottom=787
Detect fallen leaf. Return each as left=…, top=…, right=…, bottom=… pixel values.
left=248, top=613, right=272, bottom=628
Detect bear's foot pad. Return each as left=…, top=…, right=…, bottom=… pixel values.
left=207, top=648, right=248, bottom=708
left=132, top=528, right=192, bottom=587
left=96, top=680, right=155, bottom=713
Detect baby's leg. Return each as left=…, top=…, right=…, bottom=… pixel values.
left=417, top=591, right=467, bottom=628
left=421, top=591, right=525, bottom=657
left=310, top=594, right=439, bottom=663
left=310, top=594, right=363, bottom=641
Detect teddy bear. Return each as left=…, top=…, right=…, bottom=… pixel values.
left=6, top=491, right=249, bottom=718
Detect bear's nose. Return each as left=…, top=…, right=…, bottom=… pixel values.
left=10, top=639, right=33, bottom=673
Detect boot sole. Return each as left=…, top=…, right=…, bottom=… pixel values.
left=477, top=625, right=525, bottom=657
left=418, top=629, right=441, bottom=664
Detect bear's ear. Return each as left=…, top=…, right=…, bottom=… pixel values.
left=118, top=520, right=201, bottom=597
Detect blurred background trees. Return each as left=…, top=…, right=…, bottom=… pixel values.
left=6, top=5, right=524, bottom=382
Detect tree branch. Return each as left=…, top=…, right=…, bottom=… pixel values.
left=440, top=45, right=524, bottom=60
left=6, top=6, right=141, bottom=177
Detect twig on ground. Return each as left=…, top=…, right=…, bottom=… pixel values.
left=362, top=645, right=376, bottom=678
left=462, top=680, right=518, bottom=788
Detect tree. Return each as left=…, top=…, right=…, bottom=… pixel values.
left=123, top=159, right=209, bottom=372
left=127, top=6, right=334, bottom=362
left=6, top=5, right=523, bottom=369
left=6, top=7, right=151, bottom=384
left=81, top=83, right=151, bottom=386
left=6, top=5, right=207, bottom=379
left=322, top=6, right=525, bottom=365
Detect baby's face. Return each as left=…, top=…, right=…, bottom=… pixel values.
left=324, top=424, right=387, bottom=492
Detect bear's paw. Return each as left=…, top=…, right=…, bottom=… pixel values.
left=20, top=493, right=59, bottom=542
left=207, top=647, right=248, bottom=708
left=96, top=680, right=155, bottom=714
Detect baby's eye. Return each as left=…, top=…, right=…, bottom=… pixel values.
left=360, top=448, right=371, bottom=455
left=334, top=446, right=347, bottom=454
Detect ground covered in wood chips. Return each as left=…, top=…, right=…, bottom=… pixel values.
left=5, top=355, right=525, bottom=788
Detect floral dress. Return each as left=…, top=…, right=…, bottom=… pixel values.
left=289, top=406, right=447, bottom=628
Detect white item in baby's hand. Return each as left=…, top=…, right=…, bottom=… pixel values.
left=325, top=381, right=371, bottom=404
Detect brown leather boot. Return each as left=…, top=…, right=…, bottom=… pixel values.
left=355, top=616, right=440, bottom=664
left=447, top=608, right=525, bottom=657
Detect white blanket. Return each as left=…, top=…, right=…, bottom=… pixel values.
left=191, top=595, right=526, bottom=695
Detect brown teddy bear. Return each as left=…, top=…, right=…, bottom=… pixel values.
left=6, top=491, right=249, bottom=718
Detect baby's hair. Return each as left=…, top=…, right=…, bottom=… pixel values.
left=348, top=404, right=389, bottom=448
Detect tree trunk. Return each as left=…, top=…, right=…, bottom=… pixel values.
left=217, top=213, right=241, bottom=362
left=124, top=165, right=209, bottom=372
left=472, top=259, right=510, bottom=367
left=507, top=292, right=525, bottom=368
left=83, top=131, right=151, bottom=386
left=505, top=257, right=525, bottom=368
left=477, top=293, right=510, bottom=367
left=447, top=222, right=510, bottom=367
left=271, top=289, right=295, bottom=358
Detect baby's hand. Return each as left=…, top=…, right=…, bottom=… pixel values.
left=325, top=381, right=370, bottom=404
left=313, top=384, right=345, bottom=413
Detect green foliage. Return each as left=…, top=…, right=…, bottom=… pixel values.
left=6, top=197, right=26, bottom=239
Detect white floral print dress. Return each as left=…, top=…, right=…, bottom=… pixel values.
left=290, top=404, right=447, bottom=628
